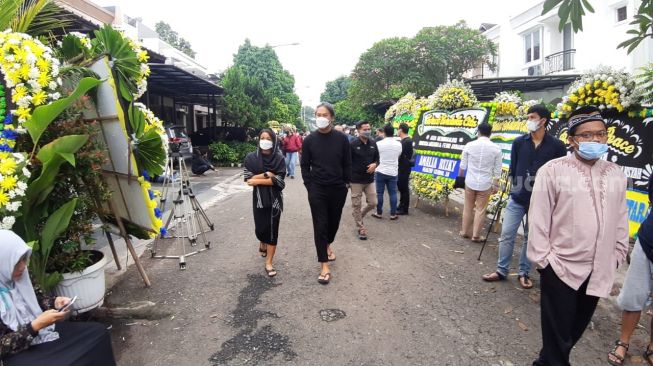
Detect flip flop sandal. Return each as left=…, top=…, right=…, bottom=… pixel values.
left=459, top=232, right=471, bottom=239
left=608, top=340, right=629, bottom=366
left=265, top=266, right=277, bottom=278
left=318, top=272, right=331, bottom=284
left=519, top=274, right=534, bottom=289
left=644, top=345, right=653, bottom=365
left=482, top=271, right=506, bottom=282
left=259, top=243, right=267, bottom=257
left=471, top=236, right=486, bottom=243
left=328, top=253, right=336, bottom=261
left=358, top=229, right=368, bottom=240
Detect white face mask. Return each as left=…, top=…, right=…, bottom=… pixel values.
left=526, top=119, right=541, bottom=132
left=315, top=116, right=330, bottom=129
left=259, top=139, right=273, bottom=150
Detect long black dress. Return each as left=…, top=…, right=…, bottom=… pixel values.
left=243, top=139, right=286, bottom=245
left=3, top=321, right=116, bottom=366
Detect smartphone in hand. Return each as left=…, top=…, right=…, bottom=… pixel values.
left=59, top=296, right=77, bottom=312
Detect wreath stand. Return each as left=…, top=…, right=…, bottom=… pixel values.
left=413, top=195, right=450, bottom=217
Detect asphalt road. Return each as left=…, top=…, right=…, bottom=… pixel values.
left=104, top=168, right=649, bottom=366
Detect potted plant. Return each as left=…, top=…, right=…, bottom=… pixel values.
left=40, top=109, right=112, bottom=312
left=3, top=74, right=105, bottom=301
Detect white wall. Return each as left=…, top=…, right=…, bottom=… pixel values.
left=487, top=0, right=652, bottom=78
left=136, top=22, right=209, bottom=77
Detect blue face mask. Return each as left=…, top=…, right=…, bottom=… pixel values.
left=576, top=141, right=608, bottom=160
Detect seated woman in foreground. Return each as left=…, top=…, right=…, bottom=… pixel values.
left=0, top=230, right=116, bottom=366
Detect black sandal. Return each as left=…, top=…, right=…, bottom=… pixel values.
left=644, top=344, right=653, bottom=365
left=259, top=243, right=267, bottom=257
left=318, top=272, right=331, bottom=284
left=608, top=340, right=629, bottom=366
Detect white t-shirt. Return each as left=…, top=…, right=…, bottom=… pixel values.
left=376, top=137, right=403, bottom=177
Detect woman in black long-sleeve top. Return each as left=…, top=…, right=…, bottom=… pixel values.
left=244, top=129, right=286, bottom=277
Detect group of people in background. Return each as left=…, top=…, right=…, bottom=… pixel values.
left=243, top=102, right=414, bottom=284
left=242, top=101, right=653, bottom=365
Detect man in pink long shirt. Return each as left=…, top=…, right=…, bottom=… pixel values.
left=528, top=106, right=629, bottom=366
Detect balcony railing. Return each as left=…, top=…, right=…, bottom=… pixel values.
left=544, top=49, right=575, bottom=75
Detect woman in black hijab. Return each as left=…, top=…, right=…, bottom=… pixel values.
left=243, top=129, right=286, bottom=277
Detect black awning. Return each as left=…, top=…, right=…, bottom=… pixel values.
left=50, top=5, right=101, bottom=37
left=465, top=75, right=581, bottom=100
left=146, top=64, right=223, bottom=104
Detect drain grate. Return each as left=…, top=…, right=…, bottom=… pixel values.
left=319, top=309, right=346, bottom=322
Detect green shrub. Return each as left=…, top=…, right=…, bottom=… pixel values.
left=209, top=142, right=237, bottom=165
left=229, top=141, right=257, bottom=163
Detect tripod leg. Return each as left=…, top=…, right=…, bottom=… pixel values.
left=162, top=204, right=175, bottom=234
left=159, top=157, right=174, bottom=212
left=191, top=193, right=214, bottom=230
left=478, top=198, right=504, bottom=261
left=191, top=197, right=211, bottom=248
left=173, top=193, right=187, bottom=269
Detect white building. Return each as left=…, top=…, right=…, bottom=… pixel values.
left=55, top=0, right=223, bottom=138
left=468, top=0, right=653, bottom=102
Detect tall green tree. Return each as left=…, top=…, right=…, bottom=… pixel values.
left=319, top=76, right=383, bottom=125
left=220, top=66, right=266, bottom=129
left=231, top=39, right=302, bottom=126
left=334, top=99, right=383, bottom=126
left=320, top=76, right=351, bottom=104
left=155, top=21, right=196, bottom=58
left=349, top=22, right=495, bottom=106
left=414, top=21, right=496, bottom=84
left=177, top=38, right=195, bottom=58
left=350, top=37, right=418, bottom=106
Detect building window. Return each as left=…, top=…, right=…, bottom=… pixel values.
left=616, top=6, right=627, bottom=22
left=524, top=29, right=541, bottom=63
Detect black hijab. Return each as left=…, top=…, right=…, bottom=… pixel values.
left=244, top=128, right=286, bottom=175
left=244, top=129, right=286, bottom=210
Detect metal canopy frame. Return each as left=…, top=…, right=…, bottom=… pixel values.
left=48, top=7, right=98, bottom=36
left=465, top=74, right=581, bottom=100
left=146, top=64, right=223, bottom=105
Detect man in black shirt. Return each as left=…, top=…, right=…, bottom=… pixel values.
left=301, top=102, right=352, bottom=285
left=482, top=105, right=566, bottom=289
left=397, top=123, right=414, bottom=215
left=350, top=121, right=379, bottom=240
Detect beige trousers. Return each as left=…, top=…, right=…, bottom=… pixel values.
left=350, top=183, right=377, bottom=230
left=461, top=186, right=492, bottom=238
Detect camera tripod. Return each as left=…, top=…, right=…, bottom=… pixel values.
left=478, top=169, right=512, bottom=261
left=149, top=151, right=215, bottom=269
